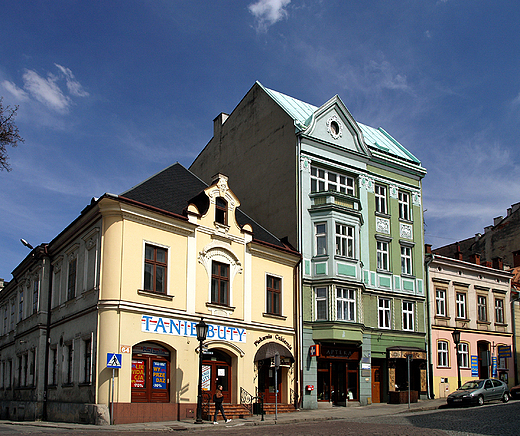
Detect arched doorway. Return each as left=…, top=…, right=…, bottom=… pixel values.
left=478, top=341, right=490, bottom=379
left=131, top=342, right=170, bottom=403
left=254, top=342, right=294, bottom=403
left=202, top=349, right=232, bottom=403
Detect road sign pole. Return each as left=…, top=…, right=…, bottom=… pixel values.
left=111, top=368, right=115, bottom=425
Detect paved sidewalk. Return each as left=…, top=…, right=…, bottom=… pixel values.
left=0, top=398, right=447, bottom=432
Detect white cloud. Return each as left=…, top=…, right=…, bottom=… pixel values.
left=55, top=63, right=89, bottom=97
left=2, top=80, right=29, bottom=101
left=512, top=91, right=520, bottom=106
left=249, top=0, right=291, bottom=31
left=22, top=69, right=72, bottom=113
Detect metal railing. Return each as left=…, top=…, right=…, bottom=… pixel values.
left=240, top=387, right=265, bottom=420
left=201, top=391, right=212, bottom=421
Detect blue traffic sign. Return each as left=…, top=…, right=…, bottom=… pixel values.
left=107, top=353, right=122, bottom=368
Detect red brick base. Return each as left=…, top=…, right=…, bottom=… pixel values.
left=112, top=402, right=196, bottom=424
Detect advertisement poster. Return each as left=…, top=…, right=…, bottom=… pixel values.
left=202, top=365, right=211, bottom=391
left=152, top=361, right=167, bottom=389
left=131, top=359, right=145, bottom=389
left=471, top=355, right=479, bottom=377
left=492, top=356, right=497, bottom=378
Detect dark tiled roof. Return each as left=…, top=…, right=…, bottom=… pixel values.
left=121, top=163, right=290, bottom=250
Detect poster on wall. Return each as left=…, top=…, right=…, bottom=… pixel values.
left=471, top=355, right=479, bottom=377
left=202, top=365, right=211, bottom=391
left=132, top=359, right=145, bottom=388
left=152, top=361, right=167, bottom=389
left=492, top=356, right=497, bottom=378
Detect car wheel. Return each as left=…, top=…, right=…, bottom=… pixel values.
left=502, top=392, right=510, bottom=403
left=478, top=395, right=484, bottom=406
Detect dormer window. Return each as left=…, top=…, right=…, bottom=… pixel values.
left=215, top=197, right=227, bottom=225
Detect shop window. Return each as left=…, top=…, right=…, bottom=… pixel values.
left=211, top=261, right=229, bottom=306
left=144, top=244, right=167, bottom=294
left=266, top=275, right=281, bottom=315
left=132, top=343, right=170, bottom=403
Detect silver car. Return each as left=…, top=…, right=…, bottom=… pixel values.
left=447, top=378, right=510, bottom=406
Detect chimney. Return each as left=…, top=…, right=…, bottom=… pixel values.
left=474, top=233, right=481, bottom=242
left=493, top=216, right=503, bottom=226
left=213, top=113, right=229, bottom=139
left=507, top=208, right=512, bottom=217
left=484, top=225, right=493, bottom=233
left=492, top=257, right=504, bottom=270
left=455, top=243, right=463, bottom=261
left=512, top=202, right=520, bottom=214
left=425, top=244, right=432, bottom=254
left=483, top=261, right=492, bottom=268
left=470, top=253, right=481, bottom=265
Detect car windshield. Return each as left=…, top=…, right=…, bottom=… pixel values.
left=459, top=380, right=484, bottom=390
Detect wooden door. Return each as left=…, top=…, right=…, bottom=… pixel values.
left=371, top=366, right=381, bottom=403
left=259, top=362, right=282, bottom=403
left=131, top=355, right=170, bottom=403
left=202, top=358, right=232, bottom=403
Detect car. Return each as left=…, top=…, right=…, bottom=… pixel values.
left=510, top=384, right=520, bottom=400
left=446, top=378, right=510, bottom=407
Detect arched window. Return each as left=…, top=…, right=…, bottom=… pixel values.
left=215, top=197, right=227, bottom=225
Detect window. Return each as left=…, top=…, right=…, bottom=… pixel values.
left=315, top=287, right=328, bottom=320
left=375, top=184, right=387, bottom=214
left=211, top=261, right=229, bottom=306
left=83, top=337, right=92, bottom=384
left=144, top=244, right=167, bottom=294
left=477, top=295, right=487, bottom=322
left=32, top=278, right=39, bottom=314
left=266, top=275, right=281, bottom=315
left=458, top=343, right=469, bottom=368
left=49, top=347, right=58, bottom=386
left=402, top=301, right=414, bottom=331
left=436, top=289, right=446, bottom=317
left=67, top=257, right=77, bottom=301
left=337, top=288, right=355, bottom=321
left=311, top=166, right=354, bottom=195
left=456, top=292, right=466, bottom=319
left=398, top=191, right=410, bottom=220
left=335, top=224, right=354, bottom=258
left=378, top=298, right=391, bottom=329
left=315, top=223, right=327, bottom=256
left=215, top=197, right=227, bottom=225
left=2, top=305, right=7, bottom=334
left=65, top=343, right=73, bottom=385
left=437, top=341, right=449, bottom=367
left=495, top=298, right=504, bottom=324
left=376, top=241, right=389, bottom=271
left=18, top=291, right=24, bottom=322
left=401, top=246, right=412, bottom=275
left=10, top=300, right=15, bottom=330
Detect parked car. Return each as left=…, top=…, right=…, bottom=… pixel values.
left=510, top=384, right=520, bottom=400
left=446, top=378, right=510, bottom=406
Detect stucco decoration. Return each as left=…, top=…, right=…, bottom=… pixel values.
left=376, top=217, right=390, bottom=234
left=359, top=175, right=375, bottom=193
left=400, top=223, right=413, bottom=239
left=326, top=114, right=343, bottom=140
left=300, top=156, right=311, bottom=172
left=412, top=192, right=422, bottom=207
left=389, top=184, right=398, bottom=199
left=207, top=174, right=237, bottom=211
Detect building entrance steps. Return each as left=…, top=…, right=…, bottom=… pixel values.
left=206, top=403, right=296, bottom=420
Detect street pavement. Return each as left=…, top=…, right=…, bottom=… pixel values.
left=0, top=397, right=448, bottom=433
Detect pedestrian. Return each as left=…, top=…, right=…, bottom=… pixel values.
left=213, top=385, right=231, bottom=424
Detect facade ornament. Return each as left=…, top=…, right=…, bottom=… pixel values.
left=400, top=223, right=413, bottom=240
left=359, top=175, right=375, bottom=193
left=389, top=184, right=398, bottom=199
left=412, top=192, right=422, bottom=207
left=376, top=217, right=390, bottom=235
left=326, top=115, right=343, bottom=140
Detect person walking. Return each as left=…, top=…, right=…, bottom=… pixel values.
left=213, top=385, right=231, bottom=424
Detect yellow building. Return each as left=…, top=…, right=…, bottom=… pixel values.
left=0, top=164, right=300, bottom=424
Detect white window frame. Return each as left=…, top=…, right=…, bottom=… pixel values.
left=378, top=298, right=391, bottom=329
left=398, top=191, right=411, bottom=220
left=458, top=342, right=469, bottom=368
left=315, top=287, right=328, bottom=321
left=311, top=166, right=355, bottom=195
left=375, top=184, right=387, bottom=214
left=436, top=289, right=446, bottom=317
left=336, top=288, right=356, bottom=322
left=18, top=290, right=24, bottom=322
left=335, top=223, right=354, bottom=258
left=437, top=341, right=449, bottom=367
left=456, top=292, right=466, bottom=319
left=402, top=301, right=414, bottom=331
left=477, top=295, right=487, bottom=322
left=377, top=241, right=389, bottom=271
left=400, top=245, right=412, bottom=275
left=495, top=298, right=504, bottom=324
left=315, top=223, right=327, bottom=256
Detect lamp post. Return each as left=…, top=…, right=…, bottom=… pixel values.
left=452, top=329, right=462, bottom=388
left=195, top=318, right=208, bottom=424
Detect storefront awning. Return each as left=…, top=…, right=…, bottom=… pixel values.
left=254, top=342, right=294, bottom=362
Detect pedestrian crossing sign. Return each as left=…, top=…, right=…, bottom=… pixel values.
left=107, top=353, right=122, bottom=368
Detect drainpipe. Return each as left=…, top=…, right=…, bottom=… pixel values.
left=424, top=252, right=434, bottom=399
left=511, top=287, right=520, bottom=386
left=296, top=134, right=304, bottom=409
left=42, top=247, right=53, bottom=421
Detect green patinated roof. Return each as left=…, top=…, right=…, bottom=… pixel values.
left=257, top=81, right=421, bottom=165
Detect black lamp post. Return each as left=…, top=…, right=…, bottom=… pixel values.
left=195, top=318, right=208, bottom=424
left=452, top=328, right=462, bottom=388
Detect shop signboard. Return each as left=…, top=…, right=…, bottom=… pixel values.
left=202, top=365, right=211, bottom=391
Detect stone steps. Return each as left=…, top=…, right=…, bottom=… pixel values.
left=206, top=403, right=296, bottom=421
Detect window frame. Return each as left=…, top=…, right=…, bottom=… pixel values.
left=143, top=243, right=168, bottom=294
left=215, top=197, right=228, bottom=225
left=400, top=245, right=412, bottom=275
left=315, top=287, right=328, bottom=321
left=375, top=184, right=388, bottom=215
left=336, top=287, right=356, bottom=322
left=315, top=222, right=327, bottom=256
left=32, top=278, right=39, bottom=314
left=402, top=301, right=414, bottom=331
left=211, top=261, right=230, bottom=306
left=456, top=292, right=467, bottom=319
left=437, top=340, right=449, bottom=368
left=435, top=288, right=447, bottom=317
left=266, top=275, right=282, bottom=316
left=495, top=298, right=505, bottom=324
left=335, top=223, right=355, bottom=258
left=311, top=166, right=355, bottom=195
left=18, top=290, right=24, bottom=322
left=458, top=342, right=470, bottom=369
left=378, top=298, right=391, bottom=329
left=376, top=240, right=389, bottom=271
left=398, top=191, right=411, bottom=221
left=67, top=257, right=77, bottom=301
left=477, top=295, right=488, bottom=322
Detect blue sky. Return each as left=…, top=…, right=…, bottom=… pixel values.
left=1, top=0, right=520, bottom=280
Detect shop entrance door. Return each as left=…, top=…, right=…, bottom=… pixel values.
left=258, top=360, right=282, bottom=403
left=371, top=366, right=381, bottom=403
left=131, top=343, right=170, bottom=403
left=317, top=359, right=359, bottom=405
left=202, top=349, right=232, bottom=403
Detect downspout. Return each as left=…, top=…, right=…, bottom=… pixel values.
left=296, top=134, right=304, bottom=408
left=511, top=286, right=520, bottom=386
left=42, top=247, right=53, bottom=421
left=424, top=252, right=434, bottom=399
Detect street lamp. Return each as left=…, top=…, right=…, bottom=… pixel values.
left=195, top=318, right=208, bottom=424
left=452, top=328, right=462, bottom=388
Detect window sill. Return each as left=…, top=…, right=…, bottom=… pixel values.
left=477, top=320, right=491, bottom=326
left=455, top=318, right=470, bottom=323
left=375, top=212, right=391, bottom=219
left=334, top=255, right=357, bottom=262
left=434, top=315, right=451, bottom=320
left=399, top=218, right=413, bottom=225
left=48, top=384, right=57, bottom=389
left=61, top=383, right=74, bottom=388
left=401, top=273, right=416, bottom=279
left=262, top=312, right=287, bottom=321
left=206, top=302, right=235, bottom=312
left=137, top=289, right=174, bottom=301
left=312, top=255, right=329, bottom=261
left=78, top=382, right=93, bottom=387
left=494, top=322, right=508, bottom=327
left=376, top=269, right=392, bottom=275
